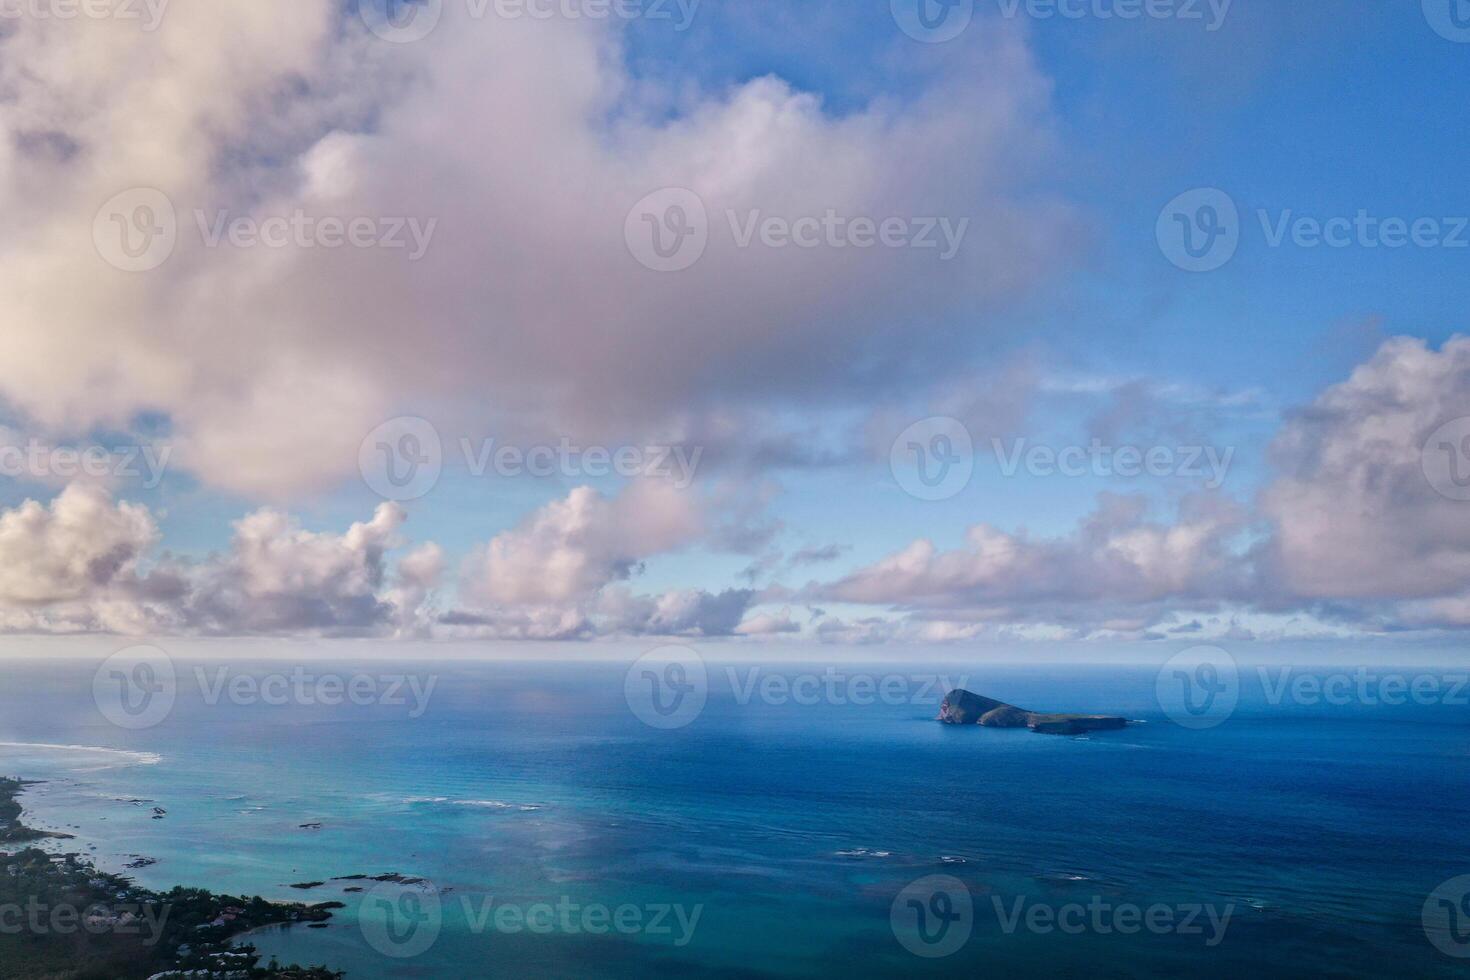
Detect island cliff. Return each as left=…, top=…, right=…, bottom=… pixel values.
left=937, top=690, right=1127, bottom=735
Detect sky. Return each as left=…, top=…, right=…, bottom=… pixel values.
left=1, top=0, right=1468, bottom=650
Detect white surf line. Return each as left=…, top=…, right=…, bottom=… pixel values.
left=0, top=741, right=163, bottom=766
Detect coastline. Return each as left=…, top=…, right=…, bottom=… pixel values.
left=0, top=776, right=347, bottom=980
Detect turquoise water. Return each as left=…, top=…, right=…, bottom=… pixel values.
left=1, top=657, right=1467, bottom=977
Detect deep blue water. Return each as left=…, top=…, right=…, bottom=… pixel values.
left=1, top=656, right=1467, bottom=977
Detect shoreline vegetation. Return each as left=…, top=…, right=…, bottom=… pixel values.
left=0, top=776, right=345, bottom=980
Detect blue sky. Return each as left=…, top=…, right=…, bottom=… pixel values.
left=1, top=0, right=1468, bottom=645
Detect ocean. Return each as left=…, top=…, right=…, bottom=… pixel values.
left=0, top=654, right=1466, bottom=977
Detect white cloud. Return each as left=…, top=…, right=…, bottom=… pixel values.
left=0, top=488, right=435, bottom=637
left=9, top=337, right=1470, bottom=641
left=449, top=482, right=754, bottom=640
left=464, top=483, right=702, bottom=606
left=180, top=502, right=408, bottom=635
left=822, top=492, right=1247, bottom=626
left=810, top=337, right=1470, bottom=639
left=0, top=5, right=1073, bottom=499
left=0, top=484, right=159, bottom=605
left=1258, top=335, right=1470, bottom=621
left=735, top=607, right=801, bottom=636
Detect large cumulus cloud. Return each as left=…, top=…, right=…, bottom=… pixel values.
left=814, top=337, right=1470, bottom=640
left=0, top=488, right=435, bottom=636
left=0, top=2, right=1074, bottom=500
left=1257, top=336, right=1470, bottom=627
left=815, top=492, right=1250, bottom=638
left=448, top=483, right=760, bottom=639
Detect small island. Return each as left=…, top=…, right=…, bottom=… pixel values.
left=938, top=690, right=1128, bottom=735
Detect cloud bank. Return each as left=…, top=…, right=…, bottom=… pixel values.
left=0, top=3, right=1071, bottom=499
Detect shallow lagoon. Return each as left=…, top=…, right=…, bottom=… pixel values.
left=1, top=657, right=1466, bottom=978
